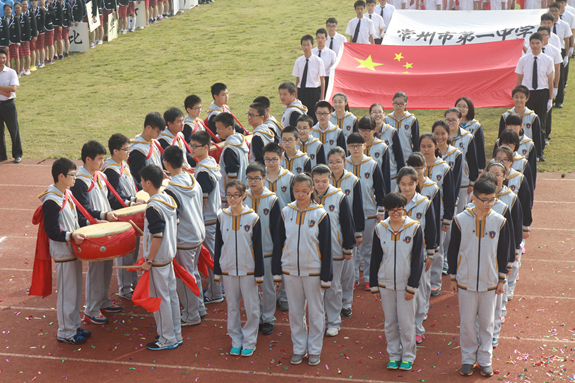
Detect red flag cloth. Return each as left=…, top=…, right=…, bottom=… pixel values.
left=29, top=206, right=53, bottom=298
left=173, top=259, right=200, bottom=297
left=197, top=244, right=214, bottom=278
left=329, top=40, right=524, bottom=110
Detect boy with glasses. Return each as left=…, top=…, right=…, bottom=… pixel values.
left=183, top=95, right=205, bottom=143
left=296, top=115, right=325, bottom=168
left=312, top=101, right=346, bottom=160
left=325, top=17, right=347, bottom=56
left=280, top=126, right=311, bottom=175
left=247, top=102, right=274, bottom=163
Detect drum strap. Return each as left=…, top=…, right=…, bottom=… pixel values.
left=95, top=171, right=128, bottom=208
left=224, top=105, right=250, bottom=136
left=196, top=119, right=222, bottom=143
left=67, top=191, right=99, bottom=225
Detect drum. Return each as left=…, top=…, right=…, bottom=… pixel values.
left=134, top=179, right=169, bottom=202
left=73, top=222, right=137, bottom=262
left=114, top=204, right=147, bottom=231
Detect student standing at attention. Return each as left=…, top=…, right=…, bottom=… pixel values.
left=346, top=0, right=376, bottom=44
left=293, top=34, right=325, bottom=124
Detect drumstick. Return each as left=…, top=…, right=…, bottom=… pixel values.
left=129, top=220, right=144, bottom=236
left=112, top=265, right=143, bottom=269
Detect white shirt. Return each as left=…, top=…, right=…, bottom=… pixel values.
left=565, top=4, right=575, bottom=14
left=345, top=16, right=376, bottom=44
left=326, top=32, right=347, bottom=56
left=422, top=0, right=441, bottom=9
left=388, top=0, right=406, bottom=8
left=559, top=10, right=575, bottom=29
left=312, top=46, right=337, bottom=77
left=292, top=54, right=326, bottom=89
left=487, top=0, right=506, bottom=10
left=366, top=12, right=385, bottom=38
left=527, top=43, right=562, bottom=66
left=458, top=0, right=475, bottom=10
left=375, top=3, right=395, bottom=32
left=552, top=19, right=572, bottom=49
left=0, top=65, right=19, bottom=101
left=515, top=52, right=555, bottom=91
left=524, top=0, right=543, bottom=9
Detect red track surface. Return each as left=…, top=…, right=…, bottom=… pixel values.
left=0, top=159, right=574, bottom=382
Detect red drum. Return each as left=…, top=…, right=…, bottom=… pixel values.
left=114, top=204, right=146, bottom=232
left=73, top=222, right=136, bottom=261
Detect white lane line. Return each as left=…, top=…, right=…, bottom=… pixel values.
left=534, top=200, right=575, bottom=204
left=531, top=227, right=575, bottom=232
left=0, top=208, right=35, bottom=211
left=0, top=184, right=46, bottom=187
left=0, top=352, right=404, bottom=383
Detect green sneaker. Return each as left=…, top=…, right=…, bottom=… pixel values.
left=387, top=360, right=400, bottom=370
left=399, top=361, right=413, bottom=370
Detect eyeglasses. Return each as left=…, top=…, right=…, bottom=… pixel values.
left=66, top=173, right=77, bottom=178
left=316, top=112, right=330, bottom=117
left=191, top=106, right=202, bottom=111
left=475, top=196, right=497, bottom=205
left=283, top=138, right=296, bottom=144
left=412, top=166, right=424, bottom=171
left=119, top=148, right=130, bottom=152
left=190, top=144, right=205, bottom=149
left=388, top=208, right=404, bottom=215
left=247, top=177, right=263, bottom=182
left=226, top=193, right=243, bottom=199
left=296, top=126, right=310, bottom=131
left=328, top=160, right=344, bottom=166
left=392, top=102, right=405, bottom=107
left=495, top=158, right=511, bottom=164
left=264, top=158, right=279, bottom=163
left=348, top=144, right=363, bottom=150
left=445, top=118, right=459, bottom=123
left=246, top=113, right=262, bottom=118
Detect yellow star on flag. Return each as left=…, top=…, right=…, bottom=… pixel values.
left=354, top=55, right=383, bottom=71
left=394, top=53, right=404, bottom=61
left=403, top=62, right=413, bottom=69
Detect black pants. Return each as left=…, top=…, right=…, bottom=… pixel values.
left=526, top=89, right=547, bottom=155
left=545, top=105, right=552, bottom=141
left=556, top=49, right=567, bottom=105
left=299, top=86, right=321, bottom=125
left=324, top=77, right=330, bottom=99
left=374, top=38, right=382, bottom=44
left=0, top=99, right=22, bottom=161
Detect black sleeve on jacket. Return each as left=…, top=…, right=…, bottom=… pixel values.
left=288, top=111, right=301, bottom=128
left=526, top=144, right=537, bottom=189
left=407, top=225, right=424, bottom=290
left=337, top=130, right=347, bottom=153
left=510, top=197, right=523, bottom=253
left=431, top=189, right=442, bottom=248
left=372, top=163, right=386, bottom=207
left=392, top=131, right=406, bottom=170
left=339, top=196, right=356, bottom=252
left=370, top=227, right=383, bottom=288
left=315, top=144, right=326, bottom=165
left=185, top=152, right=197, bottom=168
left=43, top=200, right=70, bottom=242
left=195, top=171, right=215, bottom=196
left=411, top=119, right=420, bottom=154
left=502, top=207, right=515, bottom=264
left=492, top=140, right=499, bottom=159
left=498, top=115, right=506, bottom=137
left=518, top=178, right=533, bottom=227
left=531, top=115, right=542, bottom=158
left=497, top=219, right=511, bottom=276
left=103, top=169, right=132, bottom=209
left=146, top=205, right=165, bottom=235
left=222, top=148, right=240, bottom=178
left=442, top=167, right=456, bottom=222
left=69, top=180, right=102, bottom=220
left=446, top=216, right=462, bottom=275
left=381, top=147, right=391, bottom=195
left=208, top=115, right=218, bottom=137
left=521, top=160, right=536, bottom=199
left=213, top=218, right=223, bottom=275
left=268, top=199, right=281, bottom=244
left=128, top=150, right=147, bottom=184
left=424, top=202, right=437, bottom=254
left=251, top=136, right=265, bottom=163
left=474, top=126, right=486, bottom=170
left=303, top=158, right=311, bottom=173
left=30, top=11, right=38, bottom=37
left=466, top=136, right=479, bottom=183
left=318, top=213, right=333, bottom=284
left=252, top=218, right=264, bottom=278
left=352, top=180, right=365, bottom=233
left=183, top=123, right=193, bottom=143
left=271, top=212, right=286, bottom=276
left=451, top=154, right=463, bottom=191
left=163, top=189, right=182, bottom=218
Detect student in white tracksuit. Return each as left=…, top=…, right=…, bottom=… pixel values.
left=447, top=176, right=510, bottom=377
left=311, top=165, right=356, bottom=337
left=163, top=146, right=207, bottom=326
left=370, top=192, right=424, bottom=371
left=384, top=92, right=420, bottom=161
left=214, top=180, right=264, bottom=357
left=330, top=92, right=358, bottom=140
left=272, top=174, right=333, bottom=367
left=245, top=162, right=281, bottom=336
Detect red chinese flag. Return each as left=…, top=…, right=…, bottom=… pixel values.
left=328, top=40, right=524, bottom=110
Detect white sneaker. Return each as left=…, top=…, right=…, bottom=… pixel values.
left=326, top=327, right=339, bottom=337
left=24, top=70, right=31, bottom=75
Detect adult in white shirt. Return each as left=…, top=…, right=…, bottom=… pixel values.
left=457, top=0, right=480, bottom=10
left=293, top=35, right=326, bottom=125
left=366, top=0, right=385, bottom=44
left=516, top=33, right=554, bottom=146
left=346, top=0, right=376, bottom=44
left=420, top=0, right=441, bottom=9
left=486, top=0, right=506, bottom=10
left=524, top=0, right=545, bottom=9
left=312, top=28, right=337, bottom=98
left=375, top=0, right=394, bottom=34
left=558, top=0, right=575, bottom=59
left=388, top=0, right=407, bottom=8
left=325, top=17, right=348, bottom=57
left=549, top=3, right=572, bottom=107
left=0, top=48, right=21, bottom=163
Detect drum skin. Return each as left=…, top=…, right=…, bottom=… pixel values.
left=114, top=205, right=147, bottom=231
left=73, top=222, right=137, bottom=261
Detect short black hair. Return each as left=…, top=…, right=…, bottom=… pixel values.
left=499, top=129, right=520, bottom=151
left=281, top=126, right=299, bottom=140
left=190, top=131, right=211, bottom=147
left=512, top=85, right=530, bottom=98
left=249, top=103, right=266, bottom=117
left=211, top=83, right=227, bottom=98
left=537, top=25, right=551, bottom=34
left=297, top=114, right=314, bottom=128
left=0, top=48, right=7, bottom=57
left=541, top=12, right=555, bottom=22
left=184, top=94, right=201, bottom=111
left=473, top=175, right=497, bottom=196
left=406, top=152, right=425, bottom=168
left=444, top=107, right=462, bottom=119
left=529, top=32, right=543, bottom=43
left=108, top=133, right=130, bottom=155
left=81, top=140, right=106, bottom=163
left=163, top=145, right=184, bottom=169
left=52, top=157, right=77, bottom=183
left=479, top=172, right=498, bottom=187
left=311, top=164, right=331, bottom=177
left=354, top=0, right=366, bottom=8
left=347, top=132, right=365, bottom=145
left=327, top=146, right=346, bottom=160
left=226, top=180, right=247, bottom=195
left=315, top=100, right=332, bottom=113
left=504, top=112, right=522, bottom=127
left=301, top=34, right=314, bottom=45
left=140, top=165, right=164, bottom=189
left=164, top=107, right=185, bottom=124
left=278, top=82, right=297, bottom=94
left=253, top=96, right=270, bottom=108
left=549, top=2, right=560, bottom=10
left=366, top=0, right=376, bottom=4
left=3, top=3, right=11, bottom=10
left=144, top=112, right=165, bottom=130
left=358, top=116, right=376, bottom=130
left=455, top=97, right=475, bottom=121
left=326, top=17, right=338, bottom=25
left=214, top=112, right=234, bottom=128
left=316, top=28, right=328, bottom=38
left=382, top=192, right=407, bottom=211
left=262, top=142, right=282, bottom=157
left=246, top=162, right=266, bottom=178
left=392, top=92, right=408, bottom=102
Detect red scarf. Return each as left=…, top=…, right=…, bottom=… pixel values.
left=197, top=245, right=214, bottom=278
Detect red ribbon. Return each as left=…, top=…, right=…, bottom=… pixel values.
left=68, top=191, right=98, bottom=225
left=29, top=205, right=53, bottom=298
left=197, top=245, right=214, bottom=278
left=94, top=171, right=128, bottom=208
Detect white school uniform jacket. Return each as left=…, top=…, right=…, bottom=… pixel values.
left=317, top=185, right=356, bottom=260
left=249, top=124, right=275, bottom=163
left=298, top=137, right=325, bottom=168
left=507, top=168, right=533, bottom=229
left=346, top=155, right=386, bottom=219
left=183, top=116, right=205, bottom=141
left=499, top=107, right=542, bottom=158
left=404, top=193, right=437, bottom=257
left=164, top=172, right=206, bottom=248
left=281, top=150, right=310, bottom=175
left=442, top=145, right=463, bottom=192
left=461, top=119, right=486, bottom=170
left=265, top=167, right=294, bottom=209
left=195, top=157, right=222, bottom=226
left=331, top=170, right=365, bottom=237
left=272, top=202, right=333, bottom=287
left=39, top=186, right=81, bottom=261
left=365, top=137, right=391, bottom=194
left=497, top=186, right=524, bottom=255
left=75, top=167, right=112, bottom=217
left=447, top=208, right=509, bottom=291
left=375, top=3, right=395, bottom=33
left=158, top=128, right=192, bottom=166
left=377, top=123, right=405, bottom=180
left=425, top=157, right=456, bottom=223
left=219, top=133, right=250, bottom=200
left=206, top=101, right=226, bottom=123
left=370, top=216, right=424, bottom=293
left=420, top=177, right=442, bottom=250
left=245, top=188, right=280, bottom=258
left=264, top=115, right=283, bottom=143
left=384, top=111, right=420, bottom=160
left=329, top=111, right=358, bottom=140
left=102, top=158, right=138, bottom=205
left=213, top=206, right=264, bottom=282
left=312, top=121, right=347, bottom=157
left=281, top=100, right=308, bottom=129
left=451, top=128, right=478, bottom=188
left=143, top=193, right=178, bottom=265
left=130, top=136, right=162, bottom=169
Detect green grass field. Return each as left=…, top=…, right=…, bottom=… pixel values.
left=9, top=0, right=575, bottom=173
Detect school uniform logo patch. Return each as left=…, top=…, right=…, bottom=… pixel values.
left=310, top=154, right=315, bottom=160
left=296, top=167, right=302, bottom=173
left=263, top=208, right=270, bottom=215
left=416, top=212, right=423, bottom=219
left=346, top=125, right=352, bottom=131
left=329, top=139, right=335, bottom=146
left=281, top=186, right=287, bottom=193
left=436, top=174, right=442, bottom=182
left=510, top=185, right=516, bottom=191
left=526, top=123, right=531, bottom=130
left=374, top=152, right=380, bottom=158
left=384, top=140, right=390, bottom=145
left=404, top=124, right=410, bottom=130
left=459, top=142, right=465, bottom=149
left=329, top=204, right=335, bottom=212
left=345, top=189, right=351, bottom=195
left=364, top=172, right=370, bottom=179
left=522, top=149, right=527, bottom=155
left=489, top=231, right=496, bottom=239
left=244, top=225, right=251, bottom=232
left=404, top=236, right=412, bottom=244
left=309, top=220, right=316, bottom=228
left=448, top=161, right=454, bottom=167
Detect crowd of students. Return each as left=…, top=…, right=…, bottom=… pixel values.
left=0, top=0, right=212, bottom=77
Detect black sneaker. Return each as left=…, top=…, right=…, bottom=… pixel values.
left=341, top=308, right=352, bottom=317
left=539, top=155, right=546, bottom=162
left=480, top=365, right=493, bottom=377
left=77, top=328, right=92, bottom=338
left=261, top=323, right=274, bottom=335
left=64, top=52, right=69, bottom=58
left=57, top=333, right=87, bottom=345
left=460, top=364, right=474, bottom=376
left=554, top=103, right=563, bottom=108
left=58, top=54, right=63, bottom=60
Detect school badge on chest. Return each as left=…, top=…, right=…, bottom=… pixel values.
left=244, top=225, right=251, bottom=232
left=526, top=123, right=531, bottom=130
left=522, top=149, right=527, bottom=155
left=329, top=139, right=335, bottom=145
left=374, top=152, right=380, bottom=158
left=281, top=186, right=288, bottom=193
left=296, top=167, right=302, bottom=173
left=345, top=189, right=351, bottom=196
left=364, top=172, right=370, bottom=179
left=310, top=154, right=315, bottom=160
left=416, top=212, right=423, bottom=219
left=309, top=220, right=316, bottom=228
left=436, top=174, right=442, bottom=182
left=384, top=140, right=390, bottom=145
left=329, top=205, right=335, bottom=212
left=510, top=185, right=516, bottom=191
left=449, top=161, right=454, bottom=167
left=346, top=125, right=351, bottom=131
left=263, top=208, right=270, bottom=215
left=459, top=142, right=465, bottom=149
left=404, top=236, right=412, bottom=244
left=489, top=231, right=496, bottom=239
left=404, top=124, right=410, bottom=130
